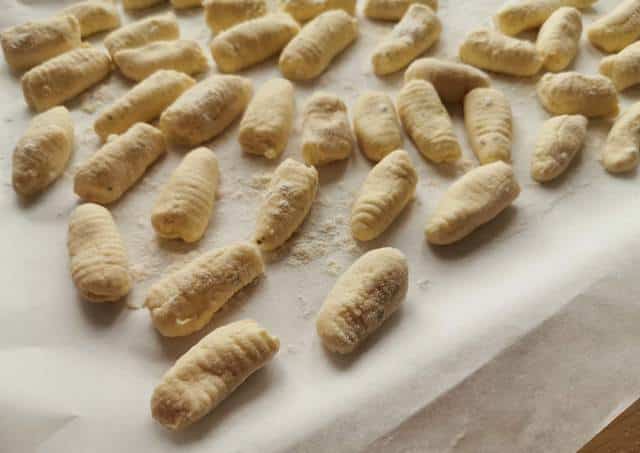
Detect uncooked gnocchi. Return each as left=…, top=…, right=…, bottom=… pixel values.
left=12, top=106, right=74, bottom=196
left=280, top=0, right=356, bottom=22
left=459, top=28, right=542, bottom=77
left=495, top=0, right=594, bottom=36
left=425, top=161, right=520, bottom=245
left=363, top=0, right=438, bottom=21
left=151, top=148, right=219, bottom=242
left=536, top=7, right=582, bottom=72
left=371, top=4, right=441, bottom=76
left=599, top=42, right=640, bottom=91
left=60, top=1, right=120, bottom=38
left=104, top=13, right=179, bottom=58
left=531, top=114, right=587, bottom=182
left=316, top=247, right=408, bottom=354
left=279, top=10, right=358, bottom=81
left=1, top=15, right=81, bottom=71
left=254, top=159, right=318, bottom=250
left=204, top=0, right=268, bottom=32
left=537, top=72, right=619, bottom=118
left=210, top=13, right=300, bottom=73
left=123, top=0, right=165, bottom=10
left=74, top=123, right=166, bottom=204
left=353, top=91, right=403, bottom=161
left=404, top=58, right=491, bottom=104
left=21, top=46, right=112, bottom=112
left=114, top=40, right=208, bottom=82
left=94, top=70, right=195, bottom=141
left=159, top=75, right=253, bottom=146
left=238, top=78, right=295, bottom=159
left=588, top=0, right=640, bottom=53
left=68, top=203, right=131, bottom=302
left=464, top=87, right=513, bottom=164
left=145, top=243, right=264, bottom=337
left=151, top=320, right=279, bottom=431
left=301, top=91, right=354, bottom=166
left=351, top=150, right=418, bottom=241
left=602, top=102, right=640, bottom=173
left=397, top=79, right=461, bottom=163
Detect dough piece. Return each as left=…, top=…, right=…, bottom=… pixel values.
left=159, top=75, right=253, bottom=146
left=531, top=114, right=587, bottom=182
left=253, top=158, right=319, bottom=251
left=495, top=0, right=595, bottom=36
left=21, top=46, right=111, bottom=112
left=1, top=15, right=81, bottom=71
left=363, top=0, right=438, bottom=21
left=210, top=13, right=300, bottom=73
left=537, top=71, right=619, bottom=117
left=351, top=150, right=418, bottom=241
left=238, top=78, right=295, bottom=159
left=204, top=0, right=268, bottom=33
left=353, top=91, right=403, bottom=161
left=371, top=4, right=441, bottom=76
left=536, top=7, right=582, bottom=72
left=145, top=243, right=264, bottom=337
left=588, top=0, right=640, bottom=53
left=301, top=91, right=354, bottom=166
left=279, top=10, right=358, bottom=81
left=68, top=203, right=131, bottom=302
left=74, top=123, right=166, bottom=204
left=104, top=14, right=179, bottom=58
left=152, top=148, right=219, bottom=242
left=459, top=28, right=542, bottom=77
left=404, top=58, right=491, bottom=104
left=171, top=0, right=202, bottom=8
left=94, top=70, right=195, bottom=140
left=602, top=102, right=640, bottom=173
left=316, top=247, right=408, bottom=354
left=599, top=41, right=640, bottom=91
left=464, top=87, right=513, bottom=164
left=12, top=106, right=74, bottom=196
left=114, top=40, right=208, bottom=82
left=60, top=1, right=120, bottom=38
left=425, top=161, right=520, bottom=245
left=123, top=0, right=166, bottom=10
left=397, top=79, right=461, bottom=163
left=280, top=0, right=356, bottom=22
left=151, top=320, right=279, bottom=431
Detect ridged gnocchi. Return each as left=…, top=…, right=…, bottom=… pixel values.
left=363, top=0, right=438, bottom=21
left=536, top=7, right=582, bottom=72
left=12, top=106, right=74, bottom=197
left=371, top=4, right=441, bottom=76
left=254, top=158, right=319, bottom=251
left=537, top=72, right=619, bottom=118
left=74, top=123, right=167, bottom=204
left=104, top=13, right=179, bottom=58
left=599, top=42, right=640, bottom=91
left=316, top=247, right=408, bottom=354
left=602, top=102, right=640, bottom=173
left=159, top=75, right=253, bottom=146
left=204, top=0, right=268, bottom=33
left=145, top=243, right=264, bottom=337
left=280, top=0, right=356, bottom=22
left=588, top=0, right=640, bottom=53
left=495, top=0, right=594, bottom=36
left=68, top=203, right=131, bottom=302
left=353, top=91, right=403, bottom=161
left=425, top=161, right=520, bottom=245
left=151, top=320, right=279, bottom=431
left=60, top=1, right=120, bottom=38
left=351, top=150, right=418, bottom=241
left=464, top=87, right=513, bottom=164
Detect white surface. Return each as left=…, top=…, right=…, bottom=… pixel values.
left=1, top=1, right=640, bottom=452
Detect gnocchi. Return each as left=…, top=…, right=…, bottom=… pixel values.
left=68, top=203, right=132, bottom=302
left=238, top=78, right=295, bottom=159
left=602, top=102, right=640, bottom=173
left=425, top=161, right=520, bottom=245
left=151, top=320, right=279, bottom=431
left=464, top=87, right=513, bottom=164
left=531, top=114, right=587, bottom=182
left=459, top=28, right=542, bottom=77
left=204, top=0, right=268, bottom=33
left=280, top=0, right=356, bottom=22
left=397, top=79, right=461, bottom=163
left=353, top=91, right=403, bottom=162
left=316, top=247, right=408, bottom=354
left=371, top=4, right=441, bottom=76
left=104, top=14, right=179, bottom=58
left=160, top=75, right=253, bottom=146
left=12, top=106, right=74, bottom=197
left=60, top=1, right=120, bottom=38
left=351, top=150, right=418, bottom=241
left=74, top=123, right=166, bottom=204
left=123, top=0, right=166, bottom=10
left=151, top=148, right=219, bottom=242
left=301, top=91, right=354, bottom=166
left=21, top=46, right=111, bottom=112
left=279, top=10, right=358, bottom=81
left=210, top=13, right=300, bottom=73
left=599, top=42, right=640, bottom=91
left=145, top=243, right=264, bottom=337
left=254, top=158, right=319, bottom=251
left=588, top=0, right=640, bottom=53
left=171, top=0, right=202, bottom=8
left=363, top=0, right=438, bottom=21
left=495, top=0, right=594, bottom=36
left=537, top=72, right=619, bottom=118
left=536, top=7, right=582, bottom=72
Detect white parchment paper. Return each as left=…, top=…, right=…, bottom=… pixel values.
left=1, top=1, right=640, bottom=452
